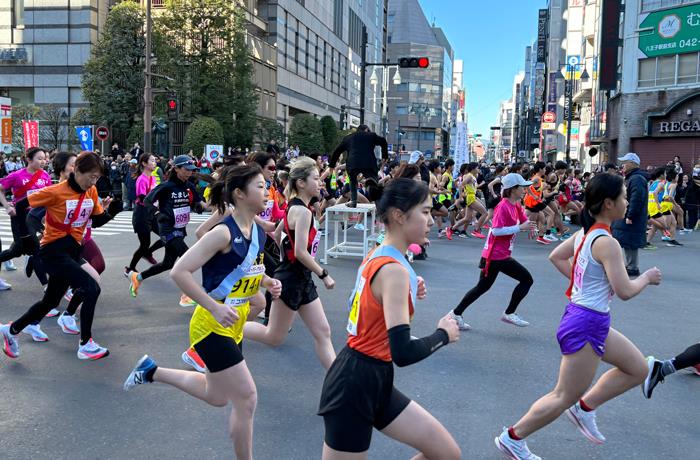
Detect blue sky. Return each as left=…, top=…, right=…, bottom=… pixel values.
left=418, top=0, right=547, bottom=138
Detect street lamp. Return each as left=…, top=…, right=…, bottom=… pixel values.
left=559, top=64, right=590, bottom=164
left=392, top=68, right=402, bottom=85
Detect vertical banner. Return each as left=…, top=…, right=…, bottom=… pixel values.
left=453, top=122, right=468, bottom=167
left=0, top=97, right=11, bottom=154
left=600, top=0, right=621, bottom=90
left=537, top=9, right=548, bottom=63
left=75, top=125, right=93, bottom=151
left=22, top=120, right=39, bottom=151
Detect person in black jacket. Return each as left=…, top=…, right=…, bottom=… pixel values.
left=329, top=125, right=388, bottom=207
left=685, top=165, right=700, bottom=230
left=612, top=153, right=649, bottom=277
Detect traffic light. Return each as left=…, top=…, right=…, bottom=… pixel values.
left=167, top=95, right=178, bottom=121
left=398, top=57, right=430, bottom=68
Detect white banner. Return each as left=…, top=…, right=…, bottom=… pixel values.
left=453, top=122, right=468, bottom=168
left=205, top=144, right=223, bottom=163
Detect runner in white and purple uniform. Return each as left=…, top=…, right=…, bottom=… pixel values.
left=495, top=173, right=662, bottom=460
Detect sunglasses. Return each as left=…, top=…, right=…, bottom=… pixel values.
left=266, top=165, right=276, bottom=171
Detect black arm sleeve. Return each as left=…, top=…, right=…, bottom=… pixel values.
left=387, top=324, right=449, bottom=368
left=329, top=138, right=348, bottom=168
left=14, top=197, right=30, bottom=236
left=91, top=199, right=123, bottom=228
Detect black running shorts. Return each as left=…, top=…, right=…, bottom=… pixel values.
left=275, top=266, right=319, bottom=310
left=193, top=333, right=244, bottom=373
left=318, top=346, right=411, bottom=453
left=526, top=202, right=547, bottom=213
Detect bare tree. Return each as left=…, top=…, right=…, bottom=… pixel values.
left=39, top=104, right=69, bottom=151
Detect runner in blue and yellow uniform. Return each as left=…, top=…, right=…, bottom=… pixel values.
left=123, top=163, right=282, bottom=459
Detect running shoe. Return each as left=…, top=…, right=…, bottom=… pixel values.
left=182, top=348, right=206, bottom=373
left=642, top=356, right=664, bottom=399
left=471, top=230, right=486, bottom=239
left=559, top=232, right=572, bottom=240
left=64, top=288, right=73, bottom=303
left=354, top=223, right=365, bottom=231
left=663, top=230, right=671, bottom=238
left=544, top=234, right=558, bottom=242
left=437, top=229, right=445, bottom=239
left=501, top=313, right=530, bottom=327
left=458, top=232, right=471, bottom=239
left=124, top=354, right=157, bottom=391
left=3, top=260, right=17, bottom=271
left=661, top=235, right=671, bottom=242
left=642, top=243, right=657, bottom=250
left=665, top=239, right=683, bottom=247
left=448, top=310, right=471, bottom=331
left=680, top=228, right=693, bottom=234
left=483, top=224, right=491, bottom=229
left=495, top=427, right=541, bottom=460
left=693, top=364, right=700, bottom=376
left=0, top=278, right=12, bottom=290
left=77, top=338, right=109, bottom=361
left=123, top=266, right=131, bottom=278
left=566, top=402, right=606, bottom=444
left=129, top=272, right=141, bottom=297
left=179, top=294, right=197, bottom=308
left=1, top=323, right=19, bottom=358
left=143, top=255, right=158, bottom=265
left=45, top=308, right=60, bottom=318
left=536, top=237, right=550, bottom=245
left=22, top=324, right=49, bottom=342
left=445, top=227, right=454, bottom=240
left=25, top=255, right=33, bottom=278
left=57, top=313, right=80, bottom=335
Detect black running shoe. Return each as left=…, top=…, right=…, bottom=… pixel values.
left=643, top=356, right=664, bottom=399
left=25, top=255, right=34, bottom=278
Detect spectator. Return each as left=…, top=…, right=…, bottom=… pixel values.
left=604, top=162, right=619, bottom=174
left=110, top=142, right=123, bottom=159
left=685, top=164, right=700, bottom=231
left=266, top=139, right=281, bottom=156
left=124, top=158, right=138, bottom=209
left=612, top=153, right=649, bottom=277
left=130, top=142, right=143, bottom=159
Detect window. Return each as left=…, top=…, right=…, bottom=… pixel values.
left=396, top=106, right=408, bottom=115
left=641, top=0, right=698, bottom=12
left=638, top=52, right=700, bottom=88
left=12, top=0, right=25, bottom=28
left=333, top=0, right=344, bottom=38
left=348, top=8, right=365, bottom=55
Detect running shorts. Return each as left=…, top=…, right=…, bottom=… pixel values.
left=486, top=196, right=501, bottom=210
left=431, top=198, right=444, bottom=211
left=465, top=194, right=476, bottom=207
left=193, top=332, right=244, bottom=373
left=660, top=202, right=673, bottom=214
left=526, top=202, right=548, bottom=213
left=319, top=346, right=411, bottom=452
left=556, top=302, right=610, bottom=357
left=441, top=199, right=453, bottom=209
left=275, top=265, right=319, bottom=310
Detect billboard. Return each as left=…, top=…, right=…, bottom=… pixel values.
left=0, top=97, right=11, bottom=154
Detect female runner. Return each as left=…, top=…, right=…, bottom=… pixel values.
left=448, top=173, right=536, bottom=331
left=243, top=157, right=336, bottom=370
left=0, top=147, right=52, bottom=285
left=495, top=173, right=662, bottom=459
left=318, top=178, right=460, bottom=459
left=1, top=152, right=122, bottom=360
left=125, top=153, right=163, bottom=277
left=124, top=164, right=282, bottom=460
left=128, top=155, right=203, bottom=297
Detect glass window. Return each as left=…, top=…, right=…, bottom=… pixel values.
left=13, top=0, right=25, bottom=28
left=396, top=106, right=408, bottom=115
left=396, top=83, right=408, bottom=92
left=641, top=0, right=696, bottom=13
left=657, top=55, right=676, bottom=86
left=678, top=52, right=698, bottom=84
left=638, top=57, right=656, bottom=88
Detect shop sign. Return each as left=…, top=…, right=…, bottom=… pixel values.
left=639, top=3, right=700, bottom=57
left=658, top=119, right=700, bottom=133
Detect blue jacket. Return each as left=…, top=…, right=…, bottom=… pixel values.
left=612, top=168, right=649, bottom=249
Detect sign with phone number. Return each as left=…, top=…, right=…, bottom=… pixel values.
left=639, top=4, right=700, bottom=57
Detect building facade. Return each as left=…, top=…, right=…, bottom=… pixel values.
left=385, top=0, right=453, bottom=156
left=608, top=0, right=700, bottom=170
left=261, top=0, right=385, bottom=137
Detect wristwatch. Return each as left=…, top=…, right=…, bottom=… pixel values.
left=318, top=268, right=329, bottom=279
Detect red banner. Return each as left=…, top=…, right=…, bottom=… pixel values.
left=22, top=120, right=39, bottom=151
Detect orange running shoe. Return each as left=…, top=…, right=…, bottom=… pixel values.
left=129, top=272, right=141, bottom=297
left=182, top=348, right=206, bottom=373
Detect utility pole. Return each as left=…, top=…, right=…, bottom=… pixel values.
left=359, top=25, right=367, bottom=126
left=143, top=0, right=152, bottom=152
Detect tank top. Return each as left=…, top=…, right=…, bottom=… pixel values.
left=464, top=173, right=477, bottom=199
left=281, top=197, right=320, bottom=266
left=347, top=255, right=415, bottom=362
left=567, top=225, right=615, bottom=313
left=524, top=178, right=544, bottom=207
left=189, top=216, right=266, bottom=346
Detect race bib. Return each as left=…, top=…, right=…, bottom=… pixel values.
left=258, top=200, right=274, bottom=221
left=64, top=199, right=94, bottom=227
left=310, top=232, right=321, bottom=258
left=346, top=276, right=366, bottom=336
left=224, top=264, right=265, bottom=306
left=174, top=206, right=190, bottom=228
left=573, top=253, right=588, bottom=291
left=26, top=188, right=40, bottom=196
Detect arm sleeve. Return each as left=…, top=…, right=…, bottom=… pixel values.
left=91, top=197, right=122, bottom=228
left=144, top=183, right=166, bottom=206
left=387, top=324, right=449, bottom=367
left=491, top=224, right=520, bottom=236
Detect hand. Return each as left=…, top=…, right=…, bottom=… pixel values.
left=6, top=205, right=16, bottom=217
left=102, top=196, right=113, bottom=209
left=264, top=278, right=282, bottom=299
left=520, top=221, right=536, bottom=232
left=437, top=313, right=460, bottom=343
left=322, top=275, right=335, bottom=290
left=213, top=303, right=239, bottom=328
left=643, top=266, right=662, bottom=285
left=625, top=218, right=633, bottom=225
left=416, top=276, right=427, bottom=300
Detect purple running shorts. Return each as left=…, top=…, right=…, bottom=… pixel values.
left=556, top=302, right=610, bottom=357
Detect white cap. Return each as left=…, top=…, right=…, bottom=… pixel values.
left=618, top=152, right=641, bottom=165
left=409, top=150, right=423, bottom=164
left=501, top=173, right=533, bottom=190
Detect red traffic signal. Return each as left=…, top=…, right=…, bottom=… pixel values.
left=167, top=96, right=178, bottom=120
left=167, top=99, right=177, bottom=110
left=399, top=57, right=430, bottom=68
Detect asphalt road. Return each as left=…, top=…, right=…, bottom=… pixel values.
left=1, top=212, right=698, bottom=459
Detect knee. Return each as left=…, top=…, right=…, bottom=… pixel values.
left=231, top=387, right=257, bottom=420
left=313, top=322, right=332, bottom=343
left=84, top=279, right=101, bottom=299
left=521, top=273, right=534, bottom=288
left=552, top=389, right=582, bottom=409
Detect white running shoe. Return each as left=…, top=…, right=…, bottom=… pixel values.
left=77, top=338, right=109, bottom=361
left=45, top=308, right=60, bottom=318
left=124, top=354, right=157, bottom=391
left=566, top=402, right=606, bottom=444
left=64, top=288, right=74, bottom=303
left=501, top=313, right=530, bottom=327
left=448, top=310, right=471, bottom=331
left=544, top=234, right=558, bottom=242
left=1, top=323, right=20, bottom=358
left=3, top=260, right=17, bottom=271
left=0, top=278, right=12, bottom=290
left=57, top=313, right=80, bottom=335
left=22, top=324, right=49, bottom=342
left=495, top=427, right=541, bottom=460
